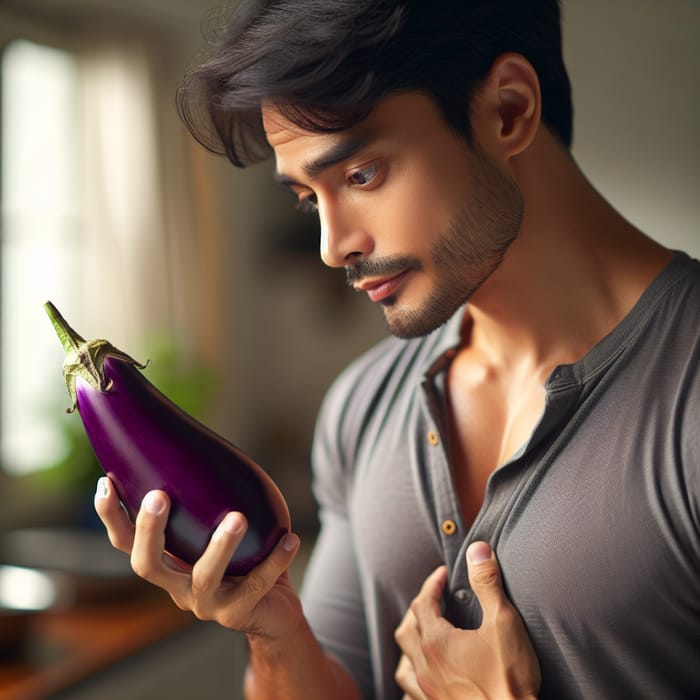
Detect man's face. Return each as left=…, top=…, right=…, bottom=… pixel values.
left=264, top=92, right=523, bottom=338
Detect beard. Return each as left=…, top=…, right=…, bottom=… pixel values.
left=346, top=147, right=524, bottom=339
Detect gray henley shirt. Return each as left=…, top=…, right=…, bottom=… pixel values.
left=300, top=251, right=700, bottom=700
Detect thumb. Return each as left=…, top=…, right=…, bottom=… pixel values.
left=466, top=541, right=508, bottom=619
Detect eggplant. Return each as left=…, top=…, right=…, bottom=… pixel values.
left=45, top=301, right=290, bottom=576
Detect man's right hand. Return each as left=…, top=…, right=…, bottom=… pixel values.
left=93, top=476, right=304, bottom=641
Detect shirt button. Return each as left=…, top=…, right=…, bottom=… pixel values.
left=454, top=588, right=472, bottom=604
left=427, top=431, right=439, bottom=446
left=441, top=519, right=457, bottom=536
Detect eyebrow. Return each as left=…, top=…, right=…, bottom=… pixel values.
left=274, top=133, right=375, bottom=187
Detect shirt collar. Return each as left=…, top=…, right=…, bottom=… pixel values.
left=421, top=305, right=467, bottom=381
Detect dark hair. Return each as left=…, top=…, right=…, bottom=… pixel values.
left=177, top=0, right=573, bottom=167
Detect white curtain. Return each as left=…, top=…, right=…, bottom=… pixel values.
left=0, top=24, right=231, bottom=478
left=77, top=33, right=225, bottom=363
left=79, top=38, right=175, bottom=351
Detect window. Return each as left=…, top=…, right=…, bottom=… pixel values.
left=1, top=39, right=83, bottom=475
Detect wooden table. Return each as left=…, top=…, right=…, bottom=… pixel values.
left=0, top=586, right=194, bottom=700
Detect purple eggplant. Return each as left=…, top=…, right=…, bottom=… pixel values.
left=45, top=301, right=290, bottom=576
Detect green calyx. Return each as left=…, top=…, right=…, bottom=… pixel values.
left=44, top=301, right=146, bottom=413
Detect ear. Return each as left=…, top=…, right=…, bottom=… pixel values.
left=471, top=53, right=541, bottom=160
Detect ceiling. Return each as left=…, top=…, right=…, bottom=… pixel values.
left=0, top=0, right=227, bottom=33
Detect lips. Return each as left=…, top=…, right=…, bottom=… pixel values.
left=355, top=270, right=410, bottom=303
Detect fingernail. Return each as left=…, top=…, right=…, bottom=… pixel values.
left=467, top=541, right=492, bottom=564
left=282, top=533, right=299, bottom=552
left=142, top=491, right=165, bottom=515
left=213, top=513, right=244, bottom=540
left=95, top=477, right=109, bottom=500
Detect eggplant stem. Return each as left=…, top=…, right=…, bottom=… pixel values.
left=44, top=301, right=85, bottom=353
left=44, top=301, right=147, bottom=412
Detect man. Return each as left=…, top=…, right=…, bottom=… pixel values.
left=96, top=1, right=700, bottom=698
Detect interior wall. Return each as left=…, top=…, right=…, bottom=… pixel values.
left=0, top=0, right=696, bottom=534
left=43, top=0, right=692, bottom=532
left=226, top=0, right=700, bottom=529
left=563, top=0, right=699, bottom=256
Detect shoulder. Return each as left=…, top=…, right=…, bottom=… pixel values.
left=655, top=253, right=700, bottom=353
left=634, top=252, right=700, bottom=352
left=311, top=313, right=461, bottom=471
left=651, top=253, right=700, bottom=502
left=663, top=251, right=700, bottom=303
left=308, top=333, right=418, bottom=505
left=315, top=333, right=421, bottom=446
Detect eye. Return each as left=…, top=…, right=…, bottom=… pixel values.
left=348, top=162, right=381, bottom=187
left=296, top=193, right=318, bottom=214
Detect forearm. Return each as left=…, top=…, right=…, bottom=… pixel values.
left=244, top=618, right=361, bottom=700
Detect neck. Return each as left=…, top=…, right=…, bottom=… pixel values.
left=463, top=129, right=672, bottom=372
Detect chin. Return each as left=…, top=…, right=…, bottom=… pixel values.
left=381, top=300, right=460, bottom=339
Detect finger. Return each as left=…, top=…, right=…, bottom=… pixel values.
left=395, top=565, right=446, bottom=652
left=129, top=490, right=182, bottom=588
left=466, top=541, right=509, bottom=620
left=394, top=606, right=418, bottom=655
left=410, top=565, right=448, bottom=627
left=94, top=476, right=135, bottom=554
left=232, top=531, right=301, bottom=607
left=212, top=531, right=300, bottom=631
left=190, top=511, right=248, bottom=596
left=394, top=654, right=428, bottom=700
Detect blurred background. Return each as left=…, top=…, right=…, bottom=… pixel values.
left=0, top=0, right=697, bottom=697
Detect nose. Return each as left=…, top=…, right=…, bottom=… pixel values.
left=319, top=204, right=374, bottom=268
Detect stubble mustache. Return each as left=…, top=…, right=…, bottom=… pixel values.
left=345, top=256, right=422, bottom=288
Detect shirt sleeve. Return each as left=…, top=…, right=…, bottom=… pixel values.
left=299, top=369, right=375, bottom=700
left=681, top=336, right=700, bottom=536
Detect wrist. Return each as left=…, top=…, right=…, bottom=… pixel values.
left=244, top=619, right=360, bottom=700
left=245, top=616, right=314, bottom=672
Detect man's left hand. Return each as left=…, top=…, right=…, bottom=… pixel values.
left=394, top=541, right=541, bottom=700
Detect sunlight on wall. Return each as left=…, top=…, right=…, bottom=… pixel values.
left=1, top=40, right=81, bottom=474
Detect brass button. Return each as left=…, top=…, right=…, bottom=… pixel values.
left=427, top=431, right=439, bottom=446
left=441, top=519, right=457, bottom=536
left=454, top=588, right=472, bottom=603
